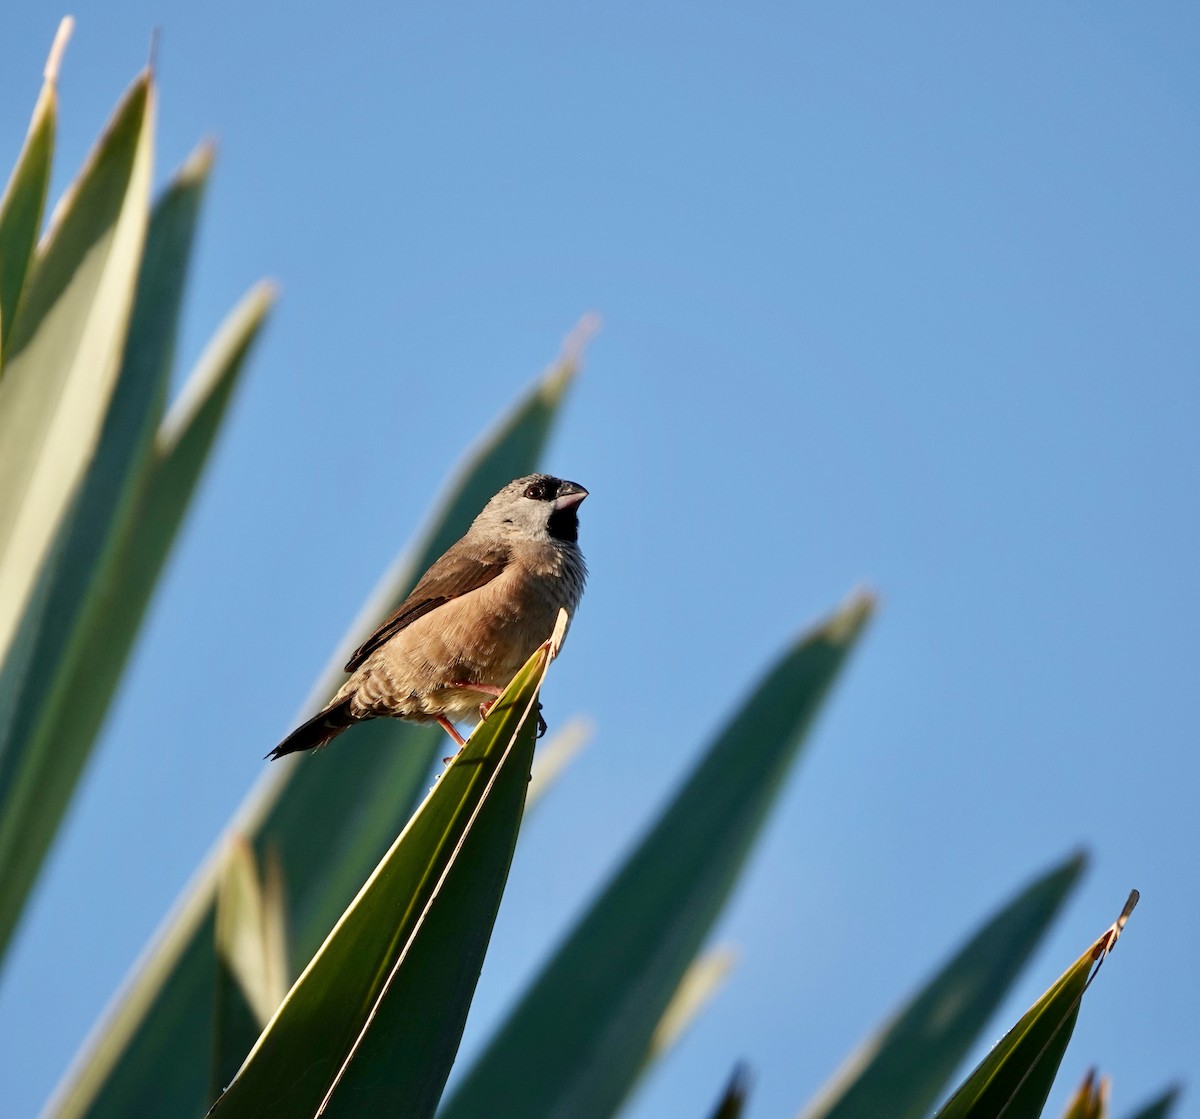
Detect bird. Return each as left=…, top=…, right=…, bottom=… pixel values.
left=268, top=473, right=588, bottom=760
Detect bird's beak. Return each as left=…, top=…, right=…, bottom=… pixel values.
left=553, top=480, right=588, bottom=511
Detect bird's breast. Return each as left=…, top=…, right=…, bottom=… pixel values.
left=368, top=542, right=584, bottom=698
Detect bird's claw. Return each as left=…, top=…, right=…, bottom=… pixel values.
left=536, top=701, right=547, bottom=739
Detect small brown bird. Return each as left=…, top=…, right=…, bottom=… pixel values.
left=268, top=474, right=588, bottom=759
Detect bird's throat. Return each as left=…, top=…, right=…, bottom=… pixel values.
left=547, top=506, right=579, bottom=543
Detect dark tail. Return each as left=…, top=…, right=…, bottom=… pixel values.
left=267, top=699, right=359, bottom=760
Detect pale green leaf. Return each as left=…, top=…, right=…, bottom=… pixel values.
left=0, top=71, right=153, bottom=670
left=526, top=714, right=592, bottom=810
left=647, top=946, right=737, bottom=1062
left=212, top=837, right=289, bottom=1102
left=0, top=145, right=215, bottom=962
left=0, top=18, right=68, bottom=362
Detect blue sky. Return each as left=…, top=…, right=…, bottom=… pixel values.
left=1, top=3, right=1198, bottom=1116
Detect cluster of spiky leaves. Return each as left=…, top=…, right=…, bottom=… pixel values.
left=0, top=25, right=1178, bottom=1119
left=0, top=19, right=274, bottom=967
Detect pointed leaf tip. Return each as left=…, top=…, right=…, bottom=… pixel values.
left=708, top=1063, right=751, bottom=1119
left=549, top=608, right=570, bottom=658
left=1124, top=1084, right=1183, bottom=1119
left=538, top=312, right=600, bottom=401
left=178, top=140, right=217, bottom=184
left=1094, top=889, right=1138, bottom=960
left=44, top=17, right=74, bottom=83
left=823, top=588, right=876, bottom=644
left=799, top=850, right=1085, bottom=1119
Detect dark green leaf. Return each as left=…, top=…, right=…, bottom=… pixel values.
left=706, top=1064, right=750, bottom=1119
left=439, top=593, right=873, bottom=1119
left=800, top=853, right=1086, bottom=1119
left=933, top=893, right=1138, bottom=1119
left=1121, top=1085, right=1181, bottom=1119
left=209, top=634, right=556, bottom=1118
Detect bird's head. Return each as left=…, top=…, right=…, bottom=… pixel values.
left=474, top=474, right=589, bottom=545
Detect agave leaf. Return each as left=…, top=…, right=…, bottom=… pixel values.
left=209, top=621, right=562, bottom=1118
left=0, top=70, right=153, bottom=672
left=1122, top=1086, right=1181, bottom=1119
left=0, top=18, right=69, bottom=362
left=647, top=946, right=737, bottom=1064
left=43, top=340, right=581, bottom=1119
left=1060, top=1070, right=1108, bottom=1119
left=212, top=837, right=289, bottom=1102
left=706, top=1064, right=750, bottom=1119
left=0, top=145, right=217, bottom=963
left=798, top=852, right=1086, bottom=1119
left=933, top=891, right=1139, bottom=1119
left=438, top=592, right=873, bottom=1119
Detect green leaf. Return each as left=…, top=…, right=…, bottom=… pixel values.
left=439, top=592, right=874, bottom=1119
left=43, top=342, right=580, bottom=1119
left=30, top=283, right=272, bottom=1119
left=209, top=628, right=559, bottom=1119
left=0, top=69, right=153, bottom=672
left=212, top=837, right=289, bottom=1103
left=0, top=145, right=216, bottom=963
left=1122, top=1086, right=1181, bottom=1119
left=0, top=18, right=67, bottom=362
left=798, top=852, right=1086, bottom=1119
left=933, top=891, right=1139, bottom=1119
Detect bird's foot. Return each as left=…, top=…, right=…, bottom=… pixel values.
left=536, top=701, right=547, bottom=739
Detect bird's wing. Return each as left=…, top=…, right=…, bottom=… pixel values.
left=343, top=541, right=511, bottom=672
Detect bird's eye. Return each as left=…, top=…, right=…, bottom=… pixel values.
left=524, top=482, right=546, bottom=500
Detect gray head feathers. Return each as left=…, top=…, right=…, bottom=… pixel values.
left=469, top=474, right=588, bottom=545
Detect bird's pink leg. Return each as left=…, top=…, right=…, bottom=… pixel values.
left=438, top=716, right=467, bottom=766
left=437, top=716, right=466, bottom=747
